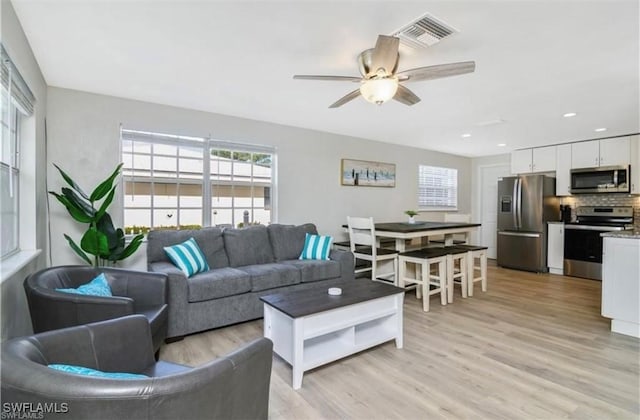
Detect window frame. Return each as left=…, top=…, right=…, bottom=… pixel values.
left=417, top=164, right=458, bottom=211
left=121, top=129, right=276, bottom=232
left=1, top=84, right=22, bottom=259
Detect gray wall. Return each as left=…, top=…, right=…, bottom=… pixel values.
left=1, top=0, right=48, bottom=340
left=46, top=87, right=472, bottom=268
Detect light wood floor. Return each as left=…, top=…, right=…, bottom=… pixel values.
left=160, top=265, right=640, bottom=419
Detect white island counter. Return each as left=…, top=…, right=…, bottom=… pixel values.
left=601, top=230, right=640, bottom=338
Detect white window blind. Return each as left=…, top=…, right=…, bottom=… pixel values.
left=1, top=45, right=35, bottom=259
left=418, top=165, right=458, bottom=210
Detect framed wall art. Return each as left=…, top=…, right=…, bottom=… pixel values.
left=341, top=159, right=396, bottom=187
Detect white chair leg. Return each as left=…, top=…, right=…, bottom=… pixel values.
left=481, top=252, right=487, bottom=292
left=460, top=255, right=468, bottom=299
left=415, top=262, right=422, bottom=300
left=467, top=252, right=474, bottom=297
left=439, top=260, right=447, bottom=306
left=446, top=255, right=454, bottom=303
left=398, top=258, right=406, bottom=289
left=393, top=256, right=398, bottom=286
left=421, top=262, right=429, bottom=312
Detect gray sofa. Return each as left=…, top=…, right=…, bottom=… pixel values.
left=1, top=315, right=273, bottom=420
left=147, top=223, right=354, bottom=339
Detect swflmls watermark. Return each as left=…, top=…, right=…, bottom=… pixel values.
left=1, top=403, right=69, bottom=419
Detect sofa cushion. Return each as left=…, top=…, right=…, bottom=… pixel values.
left=56, top=273, right=113, bottom=297
left=48, top=364, right=149, bottom=379
left=187, top=268, right=252, bottom=303
left=223, top=226, right=275, bottom=267
left=267, top=223, right=318, bottom=261
left=164, top=237, right=210, bottom=278
left=281, top=259, right=342, bottom=283
left=299, top=233, right=333, bottom=260
left=237, top=263, right=301, bottom=292
left=147, top=227, right=229, bottom=269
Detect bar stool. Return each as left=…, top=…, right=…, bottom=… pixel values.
left=398, top=248, right=449, bottom=312
left=445, top=247, right=468, bottom=303
left=454, top=245, right=488, bottom=296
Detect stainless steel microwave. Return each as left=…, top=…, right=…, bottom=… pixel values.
left=570, top=165, right=630, bottom=194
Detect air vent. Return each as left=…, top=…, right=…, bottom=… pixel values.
left=391, top=13, right=458, bottom=50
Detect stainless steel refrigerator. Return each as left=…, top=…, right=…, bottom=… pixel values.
left=497, top=175, right=558, bottom=272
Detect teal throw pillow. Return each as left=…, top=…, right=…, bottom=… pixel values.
left=164, top=237, right=210, bottom=278
left=48, top=364, right=148, bottom=379
left=56, top=273, right=112, bottom=297
left=299, top=233, right=333, bottom=261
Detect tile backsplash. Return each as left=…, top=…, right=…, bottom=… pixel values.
left=560, top=194, right=640, bottom=228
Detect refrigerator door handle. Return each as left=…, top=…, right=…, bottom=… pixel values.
left=516, top=178, right=523, bottom=229
left=512, top=178, right=519, bottom=229
left=498, top=231, right=541, bottom=238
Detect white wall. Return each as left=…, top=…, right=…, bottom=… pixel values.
left=1, top=0, right=48, bottom=340
left=46, top=87, right=472, bottom=267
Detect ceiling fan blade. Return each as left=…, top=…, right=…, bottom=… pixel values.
left=293, top=75, right=361, bottom=82
left=396, top=61, right=476, bottom=82
left=329, top=89, right=361, bottom=108
left=393, top=84, right=421, bottom=106
left=369, top=35, right=400, bottom=76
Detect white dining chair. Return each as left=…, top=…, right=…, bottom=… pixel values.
left=347, top=216, right=398, bottom=284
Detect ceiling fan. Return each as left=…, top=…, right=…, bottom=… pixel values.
left=293, top=35, right=475, bottom=108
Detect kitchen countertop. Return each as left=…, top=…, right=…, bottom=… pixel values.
left=601, top=230, right=640, bottom=239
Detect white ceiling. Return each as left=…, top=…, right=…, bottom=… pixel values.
left=11, top=0, right=640, bottom=157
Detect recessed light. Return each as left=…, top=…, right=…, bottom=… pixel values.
left=595, top=127, right=607, bottom=132
left=497, top=143, right=506, bottom=147
left=461, top=133, right=471, bottom=138
left=563, top=112, right=577, bottom=118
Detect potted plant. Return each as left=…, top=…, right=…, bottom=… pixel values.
left=405, top=210, right=419, bottom=224
left=49, top=163, right=144, bottom=267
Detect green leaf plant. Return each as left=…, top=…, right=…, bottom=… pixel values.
left=49, top=163, right=144, bottom=267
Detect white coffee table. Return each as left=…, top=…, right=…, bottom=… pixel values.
left=260, top=281, right=404, bottom=389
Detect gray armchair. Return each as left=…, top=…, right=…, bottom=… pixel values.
left=24, top=265, right=168, bottom=351
left=1, top=315, right=273, bottom=420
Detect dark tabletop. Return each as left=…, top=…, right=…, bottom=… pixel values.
left=341, top=221, right=481, bottom=233
left=374, top=222, right=481, bottom=233
left=260, top=280, right=405, bottom=318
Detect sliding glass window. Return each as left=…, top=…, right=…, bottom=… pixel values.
left=121, top=129, right=275, bottom=232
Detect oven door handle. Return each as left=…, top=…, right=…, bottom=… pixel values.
left=564, top=225, right=624, bottom=231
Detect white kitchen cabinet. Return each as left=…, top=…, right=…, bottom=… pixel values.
left=602, top=236, right=640, bottom=338
left=532, top=146, right=556, bottom=172
left=571, top=140, right=600, bottom=168
left=571, top=137, right=631, bottom=169
left=511, top=149, right=533, bottom=174
left=630, top=135, right=640, bottom=194
left=555, top=144, right=572, bottom=196
left=600, top=137, right=630, bottom=166
left=511, top=146, right=556, bottom=174
left=547, top=222, right=564, bottom=275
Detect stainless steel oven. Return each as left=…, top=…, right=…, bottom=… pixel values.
left=563, top=206, right=633, bottom=280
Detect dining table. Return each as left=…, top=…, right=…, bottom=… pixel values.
left=371, top=221, right=481, bottom=252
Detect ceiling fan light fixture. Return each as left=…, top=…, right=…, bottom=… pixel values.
left=359, top=77, right=399, bottom=105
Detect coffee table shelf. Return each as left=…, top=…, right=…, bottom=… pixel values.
left=261, top=282, right=404, bottom=389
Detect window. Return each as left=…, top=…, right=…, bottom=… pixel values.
left=418, top=165, right=458, bottom=210
left=1, top=46, right=35, bottom=259
left=121, top=129, right=275, bottom=232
